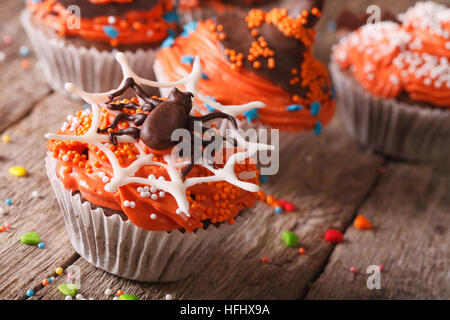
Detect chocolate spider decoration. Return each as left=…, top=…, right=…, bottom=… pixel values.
left=97, top=78, right=237, bottom=178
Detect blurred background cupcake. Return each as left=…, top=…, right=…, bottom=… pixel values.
left=21, top=0, right=178, bottom=98
left=330, top=1, right=450, bottom=161
left=177, top=0, right=276, bottom=24
left=155, top=0, right=335, bottom=133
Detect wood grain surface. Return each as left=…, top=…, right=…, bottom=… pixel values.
left=0, top=0, right=448, bottom=300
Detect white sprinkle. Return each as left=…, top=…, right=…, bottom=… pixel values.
left=150, top=213, right=157, bottom=220
left=75, top=294, right=84, bottom=300
left=98, top=172, right=105, bottom=177
left=140, top=192, right=147, bottom=198
left=150, top=186, right=157, bottom=193
left=424, top=78, right=432, bottom=85
left=89, top=298, right=95, bottom=300
left=123, top=200, right=130, bottom=207
left=158, top=176, right=166, bottom=181
left=130, top=201, right=136, bottom=208
left=148, top=174, right=156, bottom=180
left=0, top=51, right=5, bottom=61
left=137, top=187, right=143, bottom=192
left=176, top=208, right=182, bottom=215
left=445, top=42, right=450, bottom=50
left=113, top=297, right=119, bottom=300
left=62, top=155, right=69, bottom=162
left=159, top=191, right=165, bottom=198
left=31, top=190, right=40, bottom=198
left=102, top=176, right=110, bottom=183
left=151, top=194, right=158, bottom=200
left=104, top=288, right=113, bottom=296
left=65, top=295, right=73, bottom=300
left=165, top=294, right=173, bottom=300
left=50, top=277, right=56, bottom=282
left=389, top=75, right=399, bottom=85
left=0, top=207, right=5, bottom=215
left=107, top=16, right=116, bottom=24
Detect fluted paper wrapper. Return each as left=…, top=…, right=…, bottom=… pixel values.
left=45, top=155, right=247, bottom=282
left=330, top=62, right=450, bottom=161
left=21, top=10, right=157, bottom=100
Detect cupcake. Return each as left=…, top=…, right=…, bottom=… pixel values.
left=155, top=0, right=335, bottom=132
left=21, top=0, right=178, bottom=98
left=331, top=1, right=450, bottom=160
left=45, top=52, right=273, bottom=282
left=178, top=0, right=275, bottom=24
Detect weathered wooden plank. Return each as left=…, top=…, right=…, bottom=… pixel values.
left=0, top=1, right=51, bottom=133
left=32, top=116, right=383, bottom=300
left=306, top=157, right=450, bottom=299
left=0, top=93, right=81, bottom=299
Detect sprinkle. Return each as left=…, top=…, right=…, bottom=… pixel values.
left=0, top=207, right=6, bottom=215
left=350, top=266, right=357, bottom=274
left=282, top=231, right=299, bottom=247
left=163, top=10, right=179, bottom=23
left=165, top=294, right=173, bottom=300
left=38, top=242, right=46, bottom=249
left=379, top=265, right=384, bottom=271
left=261, top=256, right=269, bottom=263
left=310, top=101, right=321, bottom=116
left=5, top=198, right=12, bottom=206
left=19, top=45, right=30, bottom=57
left=201, top=73, right=209, bottom=80
left=113, top=297, right=119, bottom=300
left=123, top=200, right=130, bottom=207
left=31, top=190, right=40, bottom=198
left=353, top=215, right=372, bottom=230
left=176, top=208, right=182, bottom=215
left=161, top=36, right=175, bottom=48
left=21, top=232, right=41, bottom=245
left=8, top=166, right=27, bottom=177
left=314, top=121, right=323, bottom=136
left=446, top=42, right=450, bottom=50
left=4, top=223, right=9, bottom=229
left=278, top=199, right=296, bottom=212
left=181, top=21, right=198, bottom=37
left=103, top=25, right=119, bottom=39
left=243, top=108, right=259, bottom=122
left=116, top=290, right=123, bottom=296
left=26, top=289, right=34, bottom=297
left=65, top=295, right=73, bottom=300
left=150, top=213, right=157, bottom=220
left=181, top=55, right=194, bottom=65
left=324, top=228, right=343, bottom=243
left=259, top=175, right=268, bottom=183
left=42, top=279, right=50, bottom=286
left=107, top=16, right=116, bottom=24
left=0, top=52, right=5, bottom=62
left=1, top=135, right=10, bottom=143
left=104, top=288, right=113, bottom=296
left=159, top=191, right=165, bottom=198
left=298, top=247, right=306, bottom=255
left=274, top=206, right=282, bottom=214
left=119, top=294, right=140, bottom=300
left=21, top=59, right=30, bottom=69
left=55, top=267, right=64, bottom=275
left=0, top=225, right=6, bottom=232
left=286, top=104, right=303, bottom=112
left=75, top=293, right=84, bottom=300
left=3, top=35, right=12, bottom=45
left=58, top=284, right=78, bottom=297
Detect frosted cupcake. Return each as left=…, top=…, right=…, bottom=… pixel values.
left=45, top=52, right=273, bottom=282
left=155, top=1, right=335, bottom=132
left=331, top=2, right=450, bottom=160
left=21, top=0, right=178, bottom=98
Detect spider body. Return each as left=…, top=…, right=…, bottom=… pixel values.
left=97, top=78, right=237, bottom=177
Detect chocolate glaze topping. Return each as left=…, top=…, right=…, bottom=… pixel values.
left=58, top=0, right=164, bottom=18
left=336, top=8, right=399, bottom=32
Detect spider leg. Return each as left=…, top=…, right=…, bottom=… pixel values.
left=97, top=113, right=148, bottom=134
left=188, top=112, right=238, bottom=129
left=108, top=77, right=135, bottom=102
left=108, top=127, right=141, bottom=145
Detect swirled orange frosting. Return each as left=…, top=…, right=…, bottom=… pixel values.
left=46, top=102, right=259, bottom=232
left=156, top=18, right=334, bottom=132
left=26, top=0, right=176, bottom=46
left=333, top=2, right=450, bottom=107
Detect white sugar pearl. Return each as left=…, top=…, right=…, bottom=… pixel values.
left=113, top=297, right=119, bottom=300
left=62, top=155, right=69, bottom=162
left=102, top=176, right=109, bottom=183
left=159, top=191, right=165, bottom=198
left=0, top=51, right=5, bottom=61
left=104, top=288, right=113, bottom=296
left=143, top=186, right=149, bottom=192
left=107, top=16, right=116, bottom=24
left=445, top=42, right=450, bottom=50
left=176, top=208, right=182, bottom=215
left=31, top=190, right=40, bottom=198
left=158, top=176, right=165, bottom=181
left=0, top=207, right=5, bottom=215
left=99, top=172, right=105, bottom=177
left=150, top=186, right=157, bottom=193
left=165, top=294, right=173, bottom=300
left=148, top=174, right=156, bottom=179
left=130, top=201, right=136, bottom=208
left=65, top=295, right=73, bottom=300
left=123, top=201, right=130, bottom=207
left=137, top=187, right=143, bottom=192
left=75, top=294, right=84, bottom=300
left=151, top=194, right=158, bottom=200
left=150, top=213, right=157, bottom=220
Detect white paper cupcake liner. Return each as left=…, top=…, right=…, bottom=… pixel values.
left=330, top=61, right=450, bottom=161
left=45, top=154, right=247, bottom=282
left=21, top=10, right=158, bottom=100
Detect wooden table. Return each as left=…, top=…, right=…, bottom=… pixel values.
left=0, top=0, right=449, bottom=300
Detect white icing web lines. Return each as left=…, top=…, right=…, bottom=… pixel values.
left=46, top=53, right=274, bottom=216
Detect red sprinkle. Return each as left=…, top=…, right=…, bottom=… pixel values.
left=350, top=266, right=357, bottom=273
left=379, top=265, right=384, bottom=271
left=298, top=247, right=306, bottom=255
left=324, top=228, right=343, bottom=243
left=279, top=199, right=296, bottom=212
left=261, top=256, right=269, bottom=263
left=0, top=225, right=6, bottom=232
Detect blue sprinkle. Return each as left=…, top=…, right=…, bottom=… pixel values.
left=38, top=242, right=46, bottom=249
left=167, top=29, right=177, bottom=38
left=161, top=36, right=175, bottom=48
left=163, top=10, right=179, bottom=23
left=47, top=278, right=52, bottom=284
left=201, top=73, right=209, bottom=80
left=330, top=86, right=335, bottom=99
left=260, top=175, right=268, bottom=184
left=5, top=198, right=12, bottom=206
left=286, top=104, right=303, bottom=112
left=26, top=289, right=34, bottom=297
left=310, top=101, right=321, bottom=116
left=181, top=55, right=195, bottom=65
left=181, top=21, right=198, bottom=37
left=243, top=108, right=259, bottom=122
left=327, top=21, right=337, bottom=33
left=83, top=104, right=90, bottom=110
left=19, top=45, right=30, bottom=57
left=274, top=206, right=282, bottom=214
left=32, top=0, right=43, bottom=3
left=205, top=96, right=216, bottom=112
left=314, top=121, right=323, bottom=136
left=102, top=25, right=119, bottom=39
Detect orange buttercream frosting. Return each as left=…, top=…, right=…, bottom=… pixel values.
left=333, top=2, right=450, bottom=107
left=26, top=0, right=176, bottom=46
left=46, top=100, right=260, bottom=233
left=156, top=8, right=334, bottom=132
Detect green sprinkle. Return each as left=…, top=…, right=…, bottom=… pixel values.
left=282, top=231, right=299, bottom=247
left=119, top=294, right=140, bottom=300
left=58, top=284, right=78, bottom=297
left=20, top=232, right=41, bottom=245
